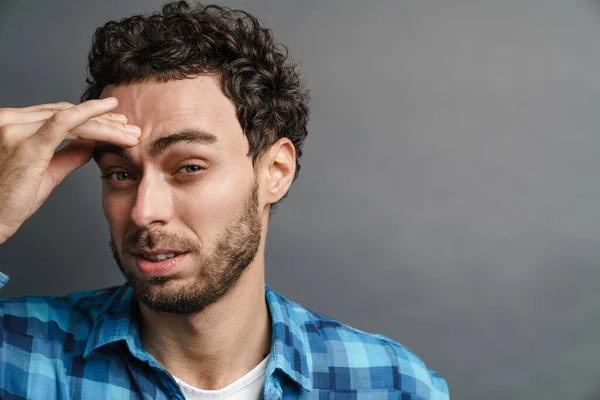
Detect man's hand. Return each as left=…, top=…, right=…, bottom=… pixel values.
left=0, top=98, right=140, bottom=244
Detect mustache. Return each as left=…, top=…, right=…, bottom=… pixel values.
left=121, top=229, right=200, bottom=253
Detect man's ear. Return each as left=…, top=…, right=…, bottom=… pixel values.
left=259, top=138, right=296, bottom=206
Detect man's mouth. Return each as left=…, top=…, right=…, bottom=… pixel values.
left=129, top=249, right=188, bottom=263
left=142, top=253, right=179, bottom=262
left=130, top=250, right=189, bottom=277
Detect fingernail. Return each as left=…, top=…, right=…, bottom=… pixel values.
left=112, top=114, right=128, bottom=122
left=101, top=97, right=117, bottom=106
left=125, top=132, right=140, bottom=142
left=125, top=124, right=141, bottom=136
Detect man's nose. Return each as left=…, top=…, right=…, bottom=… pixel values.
left=129, top=173, right=173, bottom=229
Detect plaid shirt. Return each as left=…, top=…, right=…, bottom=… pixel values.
left=0, top=274, right=449, bottom=399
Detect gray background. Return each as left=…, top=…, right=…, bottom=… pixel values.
left=1, top=1, right=599, bottom=399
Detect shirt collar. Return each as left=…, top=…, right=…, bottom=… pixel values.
left=264, top=284, right=313, bottom=392
left=83, top=284, right=313, bottom=392
left=83, top=284, right=155, bottom=365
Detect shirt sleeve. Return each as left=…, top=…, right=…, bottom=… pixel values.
left=0, top=272, right=8, bottom=289
left=429, top=369, right=450, bottom=400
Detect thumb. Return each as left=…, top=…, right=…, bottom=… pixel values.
left=47, top=139, right=96, bottom=187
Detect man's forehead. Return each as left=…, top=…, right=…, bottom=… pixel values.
left=99, top=76, right=243, bottom=148
left=100, top=75, right=235, bottom=124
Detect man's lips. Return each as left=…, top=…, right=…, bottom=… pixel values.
left=132, top=252, right=189, bottom=277
left=129, top=248, right=187, bottom=257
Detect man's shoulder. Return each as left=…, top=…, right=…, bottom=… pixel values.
left=0, top=285, right=122, bottom=339
left=271, top=289, right=450, bottom=399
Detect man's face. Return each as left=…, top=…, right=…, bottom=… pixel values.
left=95, top=76, right=262, bottom=314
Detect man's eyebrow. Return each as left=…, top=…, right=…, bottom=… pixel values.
left=93, top=143, right=133, bottom=164
left=150, top=130, right=218, bottom=157
left=92, top=130, right=218, bottom=164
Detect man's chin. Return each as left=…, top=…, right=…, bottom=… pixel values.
left=132, top=275, right=189, bottom=299
left=131, top=279, right=218, bottom=315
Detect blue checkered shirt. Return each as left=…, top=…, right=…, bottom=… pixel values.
left=0, top=274, right=449, bottom=399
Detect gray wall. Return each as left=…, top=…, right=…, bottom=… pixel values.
left=1, top=1, right=600, bottom=399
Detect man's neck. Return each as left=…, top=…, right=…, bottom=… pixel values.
left=137, top=270, right=271, bottom=390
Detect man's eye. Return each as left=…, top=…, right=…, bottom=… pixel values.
left=100, top=171, right=134, bottom=181
left=179, top=165, right=204, bottom=173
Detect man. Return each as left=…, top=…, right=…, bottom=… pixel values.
left=0, top=1, right=449, bottom=399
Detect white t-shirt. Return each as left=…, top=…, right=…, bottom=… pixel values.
left=173, top=355, right=269, bottom=400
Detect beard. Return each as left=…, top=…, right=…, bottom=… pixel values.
left=109, top=179, right=262, bottom=314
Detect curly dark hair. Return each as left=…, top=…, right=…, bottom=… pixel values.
left=82, top=0, right=309, bottom=200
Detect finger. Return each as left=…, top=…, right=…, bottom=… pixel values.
left=32, top=98, right=130, bottom=149
left=11, top=111, right=128, bottom=126
left=92, top=116, right=130, bottom=130
left=68, top=119, right=141, bottom=145
left=4, top=117, right=140, bottom=148
left=0, top=109, right=55, bottom=125
left=44, top=139, right=96, bottom=193
left=13, top=102, right=74, bottom=113
left=17, top=105, right=126, bottom=123
left=0, top=108, right=126, bottom=127
left=100, top=112, right=128, bottom=123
